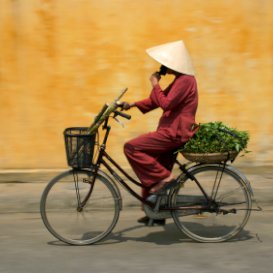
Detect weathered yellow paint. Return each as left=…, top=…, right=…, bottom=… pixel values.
left=0, top=0, right=272, bottom=169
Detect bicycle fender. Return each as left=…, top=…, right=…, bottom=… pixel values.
left=223, top=164, right=254, bottom=197
left=186, top=163, right=254, bottom=197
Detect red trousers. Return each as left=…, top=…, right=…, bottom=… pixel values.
left=124, top=130, right=183, bottom=199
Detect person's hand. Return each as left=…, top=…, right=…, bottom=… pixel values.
left=150, top=73, right=160, bottom=87
left=120, top=102, right=134, bottom=111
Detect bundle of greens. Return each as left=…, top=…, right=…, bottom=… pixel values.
left=180, top=122, right=249, bottom=154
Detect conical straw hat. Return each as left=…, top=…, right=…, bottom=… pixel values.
left=146, top=40, right=195, bottom=75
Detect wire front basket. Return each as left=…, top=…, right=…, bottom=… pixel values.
left=64, top=127, right=96, bottom=169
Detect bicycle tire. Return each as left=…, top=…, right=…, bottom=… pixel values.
left=170, top=164, right=252, bottom=242
left=40, top=170, right=121, bottom=245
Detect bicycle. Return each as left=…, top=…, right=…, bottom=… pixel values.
left=40, top=88, right=255, bottom=245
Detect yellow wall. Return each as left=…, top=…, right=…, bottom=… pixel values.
left=0, top=0, right=272, bottom=169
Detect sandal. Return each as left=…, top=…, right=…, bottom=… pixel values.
left=150, top=179, right=179, bottom=194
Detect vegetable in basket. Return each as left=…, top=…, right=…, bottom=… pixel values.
left=178, top=122, right=250, bottom=155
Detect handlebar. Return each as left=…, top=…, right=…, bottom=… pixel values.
left=88, top=88, right=129, bottom=134
left=113, top=110, right=131, bottom=120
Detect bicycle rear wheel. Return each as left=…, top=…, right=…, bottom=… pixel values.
left=171, top=164, right=252, bottom=242
left=40, top=170, right=120, bottom=245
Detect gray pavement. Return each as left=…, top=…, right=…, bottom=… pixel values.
left=1, top=207, right=273, bottom=273
left=0, top=166, right=273, bottom=273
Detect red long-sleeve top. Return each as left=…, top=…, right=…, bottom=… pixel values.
left=135, top=74, right=198, bottom=143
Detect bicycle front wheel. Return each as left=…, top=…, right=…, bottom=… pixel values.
left=171, top=164, right=252, bottom=242
left=40, top=170, right=120, bottom=245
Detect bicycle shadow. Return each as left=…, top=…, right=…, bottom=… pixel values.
left=107, top=223, right=191, bottom=245
left=47, top=222, right=254, bottom=246
left=106, top=222, right=254, bottom=245
left=47, top=223, right=185, bottom=246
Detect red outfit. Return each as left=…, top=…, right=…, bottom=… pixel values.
left=124, top=74, right=198, bottom=198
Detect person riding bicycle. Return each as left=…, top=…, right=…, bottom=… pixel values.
left=122, top=40, right=199, bottom=225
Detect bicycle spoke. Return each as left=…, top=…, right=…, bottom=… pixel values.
left=40, top=170, right=120, bottom=245
left=217, top=186, right=244, bottom=202
left=171, top=165, right=252, bottom=243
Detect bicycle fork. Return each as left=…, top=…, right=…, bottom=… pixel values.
left=72, top=170, right=96, bottom=212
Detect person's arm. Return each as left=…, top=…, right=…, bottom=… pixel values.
left=150, top=75, right=195, bottom=111
left=134, top=98, right=158, bottom=114
left=121, top=97, right=158, bottom=114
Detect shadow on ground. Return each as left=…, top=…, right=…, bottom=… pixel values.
left=47, top=222, right=254, bottom=247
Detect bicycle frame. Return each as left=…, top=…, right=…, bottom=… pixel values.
left=40, top=90, right=255, bottom=245
left=79, top=116, right=217, bottom=212
left=71, top=89, right=255, bottom=215
left=91, top=118, right=153, bottom=207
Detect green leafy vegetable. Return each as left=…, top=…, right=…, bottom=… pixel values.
left=179, top=122, right=250, bottom=154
